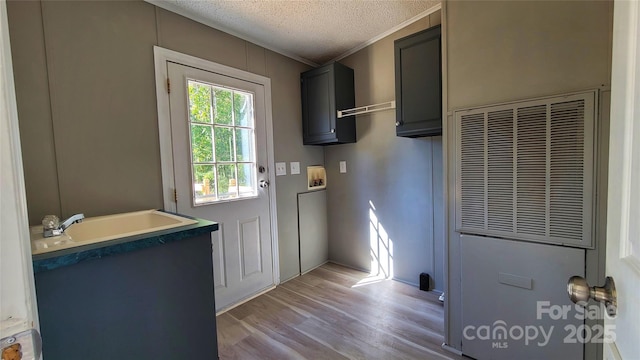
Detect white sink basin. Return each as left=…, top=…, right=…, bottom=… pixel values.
left=31, top=210, right=197, bottom=255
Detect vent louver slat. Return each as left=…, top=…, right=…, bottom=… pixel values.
left=516, top=105, right=547, bottom=236
left=456, top=91, right=594, bottom=248
left=549, top=100, right=585, bottom=241
left=460, top=113, right=485, bottom=230
left=487, top=109, right=514, bottom=233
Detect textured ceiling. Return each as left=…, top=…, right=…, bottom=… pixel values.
left=150, top=0, right=441, bottom=65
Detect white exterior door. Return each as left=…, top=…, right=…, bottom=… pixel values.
left=605, top=1, right=640, bottom=358
left=166, top=61, right=275, bottom=312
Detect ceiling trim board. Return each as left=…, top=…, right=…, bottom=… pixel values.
left=146, top=0, right=441, bottom=69
left=326, top=2, right=442, bottom=65
left=145, top=0, right=321, bottom=67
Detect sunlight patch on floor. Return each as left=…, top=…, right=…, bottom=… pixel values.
left=352, top=201, right=394, bottom=289
left=351, top=273, right=390, bottom=288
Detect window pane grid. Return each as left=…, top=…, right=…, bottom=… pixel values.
left=231, top=114, right=239, bottom=195
left=192, top=161, right=253, bottom=164
left=211, top=119, right=218, bottom=200
left=187, top=79, right=257, bottom=205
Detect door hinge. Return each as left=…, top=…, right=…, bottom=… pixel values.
left=173, top=188, right=177, bottom=203
left=167, top=78, right=171, bottom=94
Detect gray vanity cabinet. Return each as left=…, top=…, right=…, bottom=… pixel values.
left=34, top=232, right=218, bottom=360
left=301, top=62, right=356, bottom=145
left=395, top=25, right=442, bottom=137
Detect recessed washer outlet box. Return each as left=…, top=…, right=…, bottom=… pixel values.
left=307, top=166, right=326, bottom=190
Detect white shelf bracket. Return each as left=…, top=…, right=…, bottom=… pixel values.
left=337, top=100, right=396, bottom=118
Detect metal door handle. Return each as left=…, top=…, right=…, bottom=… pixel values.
left=567, top=276, right=617, bottom=316
left=259, top=179, right=269, bottom=188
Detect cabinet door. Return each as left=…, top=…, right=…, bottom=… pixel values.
left=302, top=66, right=337, bottom=144
left=395, top=25, right=442, bottom=137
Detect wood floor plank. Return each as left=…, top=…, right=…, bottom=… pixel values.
left=241, top=313, right=350, bottom=360
left=283, top=276, right=446, bottom=342
left=302, top=267, right=444, bottom=319
left=278, top=279, right=448, bottom=356
left=224, top=294, right=351, bottom=359
left=216, top=313, right=252, bottom=347
left=226, top=291, right=308, bottom=325
left=216, top=263, right=464, bottom=360
left=221, top=332, right=303, bottom=360
left=294, top=315, right=445, bottom=360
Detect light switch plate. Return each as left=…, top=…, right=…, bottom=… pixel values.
left=290, top=162, right=300, bottom=175
left=275, top=162, right=287, bottom=176
left=339, top=161, right=347, bottom=173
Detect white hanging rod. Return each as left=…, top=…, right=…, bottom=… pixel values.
left=337, top=100, right=396, bottom=119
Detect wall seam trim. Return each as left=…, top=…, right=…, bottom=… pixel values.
left=39, top=0, right=63, bottom=218
left=431, top=139, right=437, bottom=282
left=154, top=5, right=161, bottom=46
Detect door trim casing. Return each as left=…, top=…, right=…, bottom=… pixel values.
left=1, top=0, right=40, bottom=336
left=153, top=46, right=280, bottom=285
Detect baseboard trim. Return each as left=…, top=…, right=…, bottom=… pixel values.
left=215, top=285, right=276, bottom=316
left=279, top=273, right=300, bottom=284
left=326, top=260, right=370, bottom=273
left=327, top=261, right=444, bottom=295
left=442, top=343, right=463, bottom=356
left=301, top=260, right=329, bottom=275
left=391, top=277, right=419, bottom=287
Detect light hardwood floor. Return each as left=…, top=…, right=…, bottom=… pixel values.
left=216, top=263, right=465, bottom=359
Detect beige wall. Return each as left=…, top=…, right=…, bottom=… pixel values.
left=324, top=10, right=445, bottom=289
left=7, top=0, right=60, bottom=223
left=443, top=0, right=613, bottom=353
left=6, top=0, right=319, bottom=282
left=447, top=1, right=612, bottom=110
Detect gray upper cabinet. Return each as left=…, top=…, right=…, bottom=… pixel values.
left=395, top=25, right=442, bottom=137
left=301, top=62, right=355, bottom=145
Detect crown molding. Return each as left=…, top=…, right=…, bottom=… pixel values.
left=146, top=0, right=441, bottom=69
left=146, top=0, right=320, bottom=67
left=326, top=2, right=442, bottom=65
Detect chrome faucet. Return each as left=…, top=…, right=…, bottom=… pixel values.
left=43, top=213, right=85, bottom=237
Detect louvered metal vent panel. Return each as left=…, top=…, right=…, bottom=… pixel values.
left=487, top=109, right=514, bottom=233
left=459, top=113, right=485, bottom=230
left=516, top=105, right=548, bottom=237
left=456, top=91, right=595, bottom=248
left=549, top=100, right=585, bottom=241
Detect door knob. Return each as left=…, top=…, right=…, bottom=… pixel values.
left=567, top=276, right=617, bottom=316
left=259, top=179, right=269, bottom=188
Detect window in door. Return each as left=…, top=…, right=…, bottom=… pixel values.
left=187, top=80, right=256, bottom=205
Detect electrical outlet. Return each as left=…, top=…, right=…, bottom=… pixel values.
left=339, top=161, right=347, bottom=173
left=275, top=162, right=287, bottom=176
left=290, top=162, right=300, bottom=175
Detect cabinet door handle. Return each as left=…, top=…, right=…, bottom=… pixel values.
left=395, top=121, right=401, bottom=127
left=330, top=128, right=335, bottom=133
